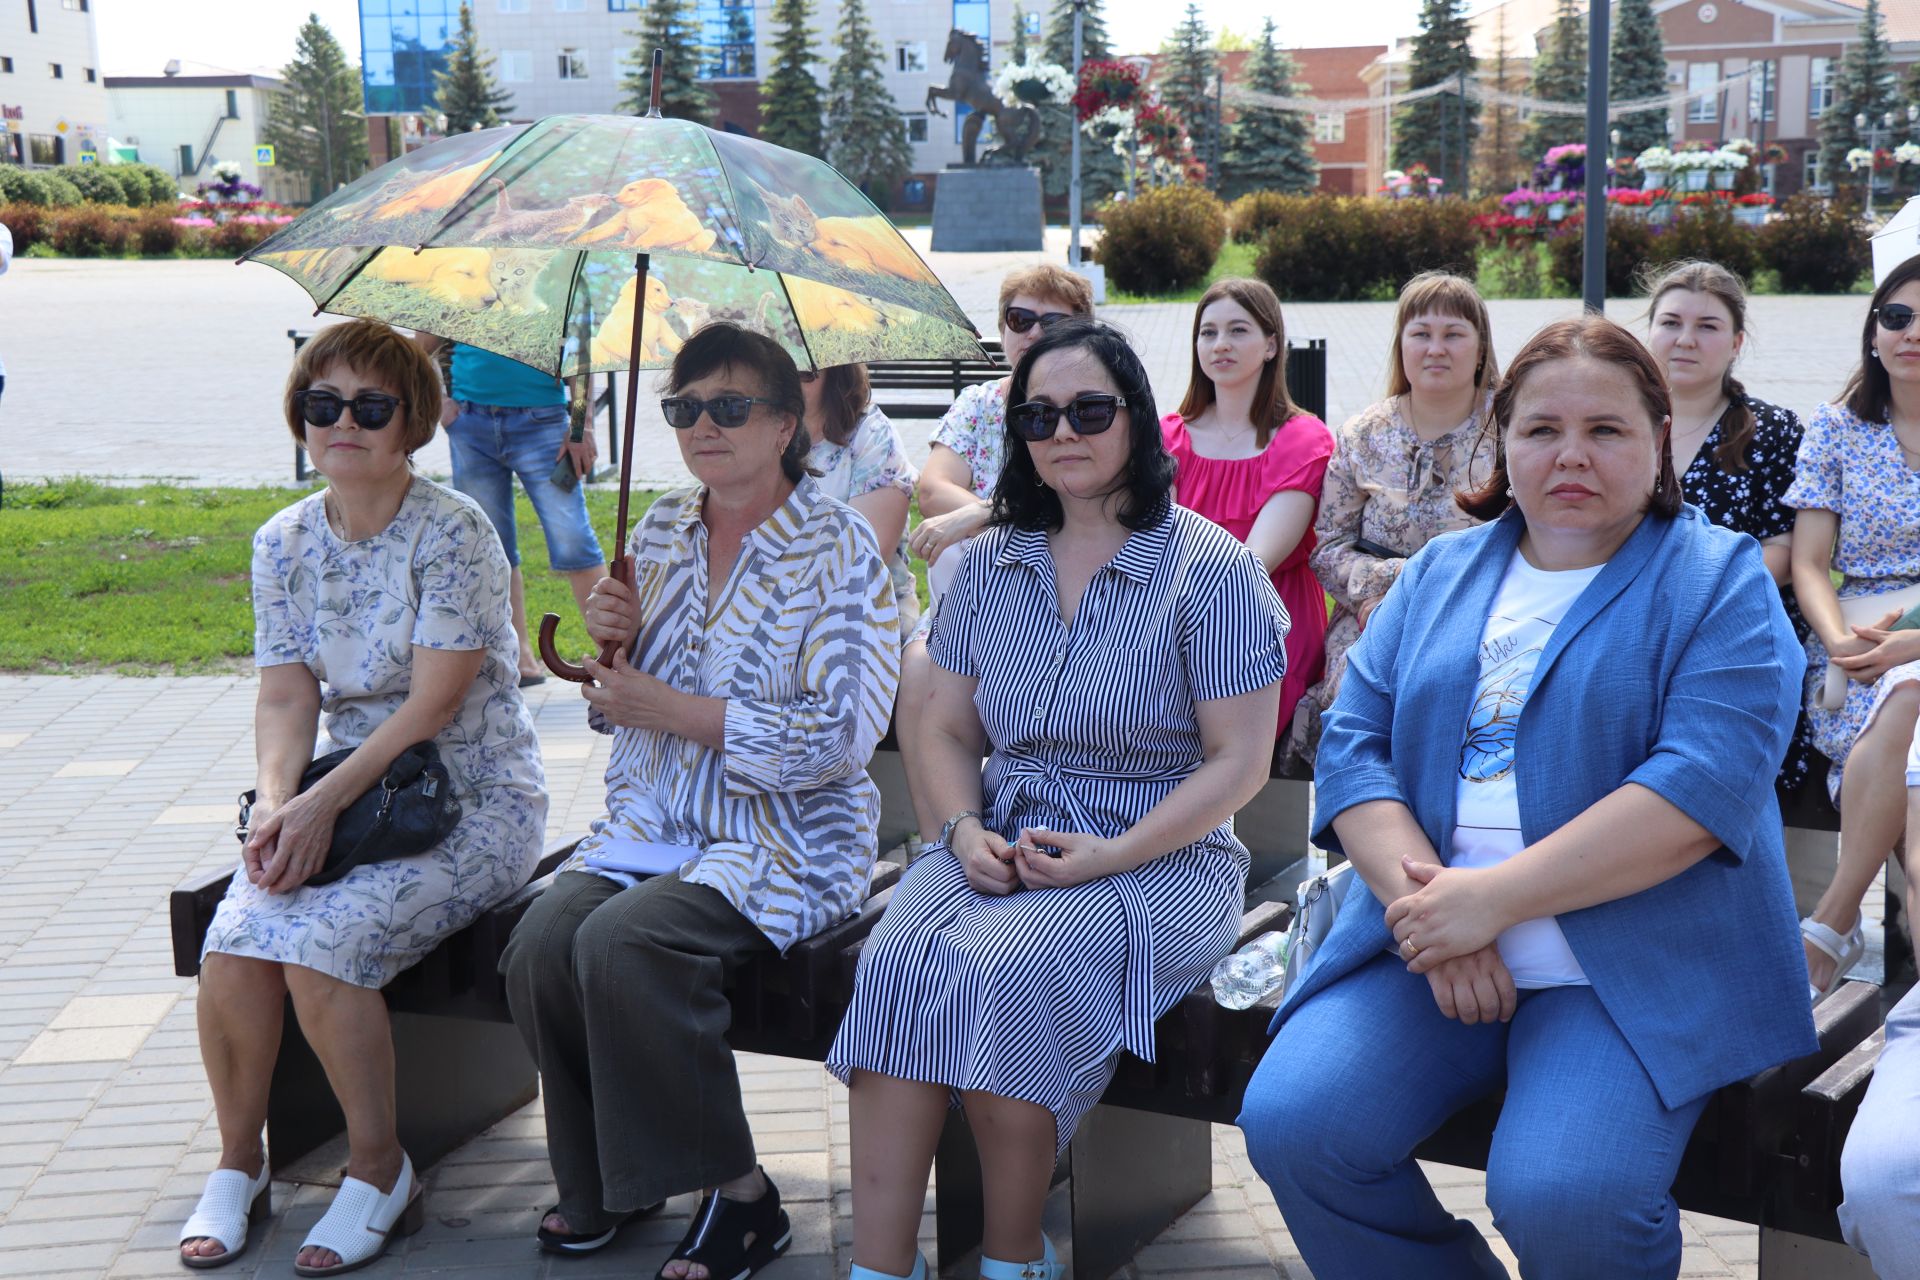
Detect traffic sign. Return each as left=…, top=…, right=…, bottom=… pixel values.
left=255, top=145, right=275, bottom=166
left=78, top=149, right=96, bottom=164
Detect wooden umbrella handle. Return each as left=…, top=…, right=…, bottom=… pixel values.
left=539, top=554, right=633, bottom=682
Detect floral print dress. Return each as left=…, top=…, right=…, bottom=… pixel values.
left=810, top=405, right=921, bottom=631
left=1783, top=402, right=1920, bottom=801
left=203, top=476, right=548, bottom=988
left=931, top=379, right=1009, bottom=500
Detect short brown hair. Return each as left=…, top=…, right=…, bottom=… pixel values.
left=995, top=262, right=1095, bottom=320
left=667, top=321, right=814, bottom=483
left=818, top=362, right=872, bottom=447
left=1176, top=277, right=1304, bottom=449
left=1386, top=271, right=1498, bottom=399
left=284, top=319, right=443, bottom=455
left=1641, top=259, right=1755, bottom=472
left=1457, top=315, right=1681, bottom=521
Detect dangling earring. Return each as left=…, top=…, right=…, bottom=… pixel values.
left=1873, top=349, right=1883, bottom=360
left=1504, top=486, right=1514, bottom=498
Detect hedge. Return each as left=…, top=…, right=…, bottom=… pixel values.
left=0, top=202, right=278, bottom=257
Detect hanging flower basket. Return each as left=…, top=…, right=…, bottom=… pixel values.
left=1072, top=59, right=1143, bottom=121
left=992, top=58, right=1075, bottom=110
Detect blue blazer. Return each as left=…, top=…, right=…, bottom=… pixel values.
left=1283, top=505, right=1819, bottom=1109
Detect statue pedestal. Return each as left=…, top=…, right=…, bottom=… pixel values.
left=931, top=167, right=1043, bottom=252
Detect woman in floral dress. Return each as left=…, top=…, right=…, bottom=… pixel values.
left=1287, top=272, right=1499, bottom=767
left=801, top=361, right=919, bottom=632
left=183, top=321, right=546, bottom=1276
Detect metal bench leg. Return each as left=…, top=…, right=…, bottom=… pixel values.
left=1758, top=1228, right=1877, bottom=1278
left=1068, top=1105, right=1212, bottom=1280
left=935, top=1108, right=985, bottom=1274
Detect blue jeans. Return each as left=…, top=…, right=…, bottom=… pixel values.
left=445, top=401, right=604, bottom=572
left=1839, top=981, right=1920, bottom=1275
left=1237, top=953, right=1709, bottom=1280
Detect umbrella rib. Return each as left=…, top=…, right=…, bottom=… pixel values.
left=700, top=129, right=753, bottom=269
left=771, top=271, right=818, bottom=372
left=417, top=120, right=543, bottom=247
left=559, top=250, right=592, bottom=381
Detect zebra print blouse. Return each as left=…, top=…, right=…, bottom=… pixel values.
left=564, top=478, right=902, bottom=951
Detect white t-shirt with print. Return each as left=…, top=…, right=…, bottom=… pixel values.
left=1450, top=547, right=1604, bottom=988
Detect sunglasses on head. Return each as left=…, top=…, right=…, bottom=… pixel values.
left=660, top=394, right=782, bottom=430
left=1003, top=306, right=1073, bottom=335
left=1877, top=303, right=1919, bottom=332
left=293, top=389, right=404, bottom=430
left=1007, top=394, right=1125, bottom=442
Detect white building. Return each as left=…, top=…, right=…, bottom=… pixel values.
left=0, top=0, right=110, bottom=168
left=105, top=62, right=306, bottom=204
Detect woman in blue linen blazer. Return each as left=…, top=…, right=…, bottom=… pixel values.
left=1237, top=316, right=1818, bottom=1280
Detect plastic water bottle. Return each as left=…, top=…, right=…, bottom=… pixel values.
left=1211, top=931, right=1291, bottom=1009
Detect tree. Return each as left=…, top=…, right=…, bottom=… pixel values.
left=1163, top=3, right=1221, bottom=187
left=1609, top=0, right=1668, bottom=156
left=619, top=0, right=715, bottom=123
left=759, top=0, right=824, bottom=156
left=1472, top=8, right=1525, bottom=193
left=1011, top=2, right=1031, bottom=63
left=825, top=0, right=912, bottom=202
left=1215, top=27, right=1254, bottom=53
left=1220, top=16, right=1315, bottom=198
left=1393, top=0, right=1476, bottom=196
left=433, top=3, right=513, bottom=134
left=1525, top=0, right=1587, bottom=158
left=261, top=12, right=369, bottom=202
left=1820, top=0, right=1898, bottom=189
left=1031, top=0, right=1120, bottom=199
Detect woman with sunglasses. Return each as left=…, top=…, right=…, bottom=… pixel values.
left=830, top=319, right=1288, bottom=1280
left=800, top=362, right=919, bottom=632
left=1163, top=278, right=1333, bottom=743
left=184, top=320, right=547, bottom=1275
left=1786, top=256, right=1920, bottom=1002
left=501, top=322, right=899, bottom=1280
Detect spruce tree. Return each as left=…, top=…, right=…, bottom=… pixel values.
left=1820, top=0, right=1898, bottom=189
left=1033, top=0, right=1118, bottom=199
left=1221, top=16, right=1316, bottom=198
left=1043, top=0, right=1109, bottom=65
left=1011, top=2, right=1030, bottom=63
left=619, top=0, right=715, bottom=124
left=261, top=12, right=370, bottom=201
left=1609, top=0, right=1668, bottom=155
left=1163, top=4, right=1221, bottom=187
left=1473, top=9, right=1524, bottom=193
left=1393, top=0, right=1476, bottom=196
left=1524, top=0, right=1587, bottom=158
left=758, top=0, right=823, bottom=157
left=433, top=3, right=514, bottom=133
left=825, top=0, right=912, bottom=202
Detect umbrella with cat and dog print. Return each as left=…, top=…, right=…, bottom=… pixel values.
left=241, top=54, right=984, bottom=681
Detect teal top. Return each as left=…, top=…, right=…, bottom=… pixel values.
left=450, top=343, right=565, bottom=409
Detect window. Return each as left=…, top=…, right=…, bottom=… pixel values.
left=896, top=42, right=927, bottom=74
left=1023, top=10, right=1040, bottom=35
left=608, top=0, right=643, bottom=8
left=717, top=44, right=752, bottom=76
left=1314, top=111, right=1345, bottom=144
left=498, top=0, right=528, bottom=11
left=178, top=142, right=192, bottom=173
left=1810, top=56, right=1834, bottom=117
left=0, top=57, right=11, bottom=73
left=904, top=111, right=928, bottom=143
left=554, top=0, right=584, bottom=9
left=48, top=62, right=62, bottom=79
left=225, top=88, right=238, bottom=117
left=903, top=178, right=928, bottom=204
left=1805, top=148, right=1826, bottom=193
left=1747, top=59, right=1775, bottom=123
left=3, top=134, right=20, bottom=165
left=558, top=47, right=588, bottom=79
left=29, top=133, right=62, bottom=165
left=85, top=66, right=96, bottom=82
left=62, top=0, right=88, bottom=10
left=500, top=49, right=531, bottom=82
left=1687, top=61, right=1719, bottom=123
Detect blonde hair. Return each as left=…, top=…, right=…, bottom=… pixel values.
left=1385, top=272, right=1497, bottom=399
left=284, top=320, right=443, bottom=455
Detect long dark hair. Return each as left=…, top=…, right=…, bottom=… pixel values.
left=1457, top=315, right=1682, bottom=522
left=1841, top=254, right=1920, bottom=425
left=1174, top=277, right=1302, bottom=449
left=992, top=318, right=1176, bottom=533
left=1641, top=259, right=1756, bottom=472
left=666, top=321, right=814, bottom=482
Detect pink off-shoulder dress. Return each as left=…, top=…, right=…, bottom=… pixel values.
left=1163, top=411, right=1335, bottom=736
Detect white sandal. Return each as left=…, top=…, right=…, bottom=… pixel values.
left=1802, top=916, right=1867, bottom=1003
left=178, top=1161, right=272, bottom=1269
left=293, top=1152, right=424, bottom=1277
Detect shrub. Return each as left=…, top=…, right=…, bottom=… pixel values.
left=1759, top=194, right=1872, bottom=293
left=1651, top=202, right=1760, bottom=284
left=39, top=172, right=83, bottom=206
left=1228, top=190, right=1293, bottom=245
left=208, top=217, right=274, bottom=256
left=118, top=163, right=180, bottom=206
left=0, top=202, right=47, bottom=252
left=1546, top=212, right=1661, bottom=297
left=132, top=205, right=185, bottom=255
left=47, top=203, right=132, bottom=256
left=1255, top=196, right=1481, bottom=302
left=61, top=164, right=130, bottom=205
left=0, top=165, right=57, bottom=206
left=1094, top=185, right=1228, bottom=294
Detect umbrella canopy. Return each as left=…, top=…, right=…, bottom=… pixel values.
left=244, top=113, right=983, bottom=376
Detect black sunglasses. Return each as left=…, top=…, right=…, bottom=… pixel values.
left=1008, top=394, right=1125, bottom=442
left=1877, top=303, right=1918, bottom=332
left=660, top=394, right=783, bottom=430
left=1003, top=306, right=1073, bottom=335
left=293, top=389, right=404, bottom=430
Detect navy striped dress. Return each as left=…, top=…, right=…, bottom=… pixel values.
left=827, top=504, right=1290, bottom=1150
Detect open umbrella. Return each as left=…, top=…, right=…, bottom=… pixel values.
left=244, top=53, right=983, bottom=681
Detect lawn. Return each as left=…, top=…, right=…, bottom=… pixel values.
left=1106, top=239, right=1259, bottom=305
left=0, top=479, right=654, bottom=674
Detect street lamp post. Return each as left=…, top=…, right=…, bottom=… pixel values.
left=1581, top=0, right=1611, bottom=311
left=1068, top=0, right=1085, bottom=269
left=1857, top=109, right=1896, bottom=222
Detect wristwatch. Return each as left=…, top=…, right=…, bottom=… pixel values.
left=937, top=809, right=985, bottom=851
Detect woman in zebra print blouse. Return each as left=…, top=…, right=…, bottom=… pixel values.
left=829, top=320, right=1290, bottom=1280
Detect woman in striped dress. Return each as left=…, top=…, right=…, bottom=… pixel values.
left=828, top=320, right=1290, bottom=1280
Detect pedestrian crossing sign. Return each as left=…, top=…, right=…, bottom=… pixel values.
left=256, top=145, right=275, bottom=166
left=78, top=148, right=96, bottom=164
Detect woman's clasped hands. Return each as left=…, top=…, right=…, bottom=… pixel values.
left=955, top=819, right=1116, bottom=896
left=1385, top=855, right=1518, bottom=1026
left=242, top=789, right=341, bottom=895
left=1833, top=608, right=1920, bottom=686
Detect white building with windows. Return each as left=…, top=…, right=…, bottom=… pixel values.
left=0, top=0, right=109, bottom=168
left=105, top=62, right=306, bottom=204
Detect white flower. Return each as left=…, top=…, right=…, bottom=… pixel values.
left=1634, top=146, right=1674, bottom=172
left=1706, top=147, right=1750, bottom=171
left=991, top=58, right=1075, bottom=109
left=211, top=160, right=244, bottom=183
left=1896, top=142, right=1920, bottom=166
left=1848, top=147, right=1877, bottom=172
left=1082, top=106, right=1133, bottom=139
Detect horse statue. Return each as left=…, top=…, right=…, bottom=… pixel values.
left=923, top=28, right=1041, bottom=167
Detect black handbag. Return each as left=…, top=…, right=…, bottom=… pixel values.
left=236, top=741, right=463, bottom=887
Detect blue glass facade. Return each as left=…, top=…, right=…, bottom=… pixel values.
left=359, top=0, right=459, bottom=115
left=695, top=0, right=755, bottom=80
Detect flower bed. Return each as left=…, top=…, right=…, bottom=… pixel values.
left=0, top=200, right=287, bottom=257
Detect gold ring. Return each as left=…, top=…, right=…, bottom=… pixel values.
left=1401, top=936, right=1420, bottom=959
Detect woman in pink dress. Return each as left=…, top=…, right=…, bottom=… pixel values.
left=1163, top=278, right=1334, bottom=737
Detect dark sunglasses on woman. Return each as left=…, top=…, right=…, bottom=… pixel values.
left=1008, top=393, right=1125, bottom=442
left=660, top=395, right=782, bottom=430
left=1876, top=303, right=1919, bottom=332
left=293, top=389, right=404, bottom=430
left=1003, top=306, right=1073, bottom=335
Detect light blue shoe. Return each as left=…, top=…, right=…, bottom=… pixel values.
left=979, top=1234, right=1061, bottom=1280
left=851, top=1252, right=928, bottom=1280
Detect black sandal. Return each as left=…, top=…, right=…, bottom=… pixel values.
left=537, top=1200, right=664, bottom=1256
left=655, top=1173, right=791, bottom=1280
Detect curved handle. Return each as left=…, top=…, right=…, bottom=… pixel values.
left=537, top=613, right=591, bottom=683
